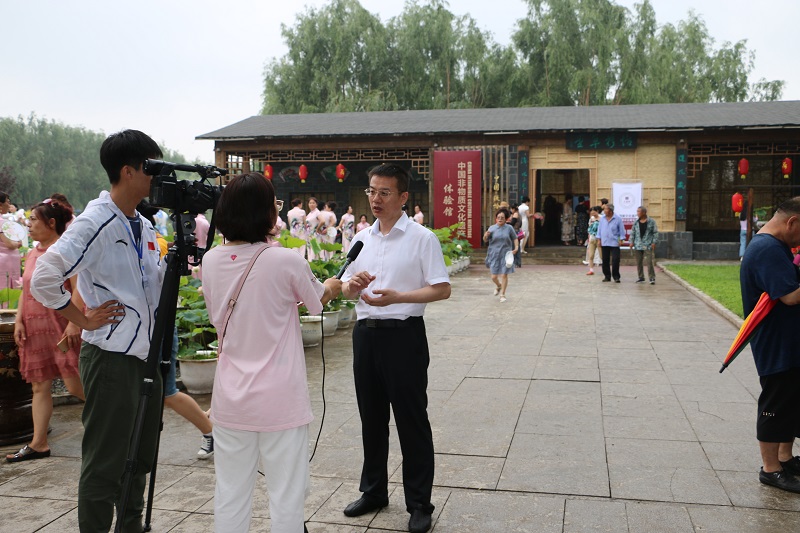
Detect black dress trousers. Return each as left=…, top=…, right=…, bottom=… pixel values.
left=352, top=317, right=435, bottom=514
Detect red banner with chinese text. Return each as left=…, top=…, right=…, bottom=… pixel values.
left=433, top=150, right=482, bottom=248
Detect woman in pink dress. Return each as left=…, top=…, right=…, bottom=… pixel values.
left=338, top=205, right=355, bottom=253
left=0, top=192, right=23, bottom=289
left=356, top=214, right=371, bottom=234
left=203, top=173, right=341, bottom=532
left=6, top=199, right=85, bottom=463
left=305, top=197, right=321, bottom=261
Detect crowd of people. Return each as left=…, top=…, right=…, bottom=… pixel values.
left=283, top=196, right=426, bottom=260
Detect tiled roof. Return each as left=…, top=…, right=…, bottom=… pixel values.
left=197, top=101, right=800, bottom=140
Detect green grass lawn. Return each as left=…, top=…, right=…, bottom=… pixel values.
left=664, top=264, right=743, bottom=318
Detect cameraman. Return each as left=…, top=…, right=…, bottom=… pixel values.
left=31, top=130, right=165, bottom=533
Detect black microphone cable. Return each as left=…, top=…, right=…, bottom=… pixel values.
left=309, top=308, right=326, bottom=462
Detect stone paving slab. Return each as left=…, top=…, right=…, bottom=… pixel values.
left=3, top=262, right=800, bottom=531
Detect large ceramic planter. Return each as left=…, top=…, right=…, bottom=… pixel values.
left=300, top=315, right=323, bottom=347
left=337, top=305, right=355, bottom=329
left=0, top=310, right=33, bottom=446
left=322, top=310, right=341, bottom=337
left=177, top=353, right=217, bottom=395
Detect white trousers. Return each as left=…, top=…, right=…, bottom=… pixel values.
left=214, top=424, right=309, bottom=533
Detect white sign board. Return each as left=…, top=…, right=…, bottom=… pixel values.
left=612, top=182, right=643, bottom=245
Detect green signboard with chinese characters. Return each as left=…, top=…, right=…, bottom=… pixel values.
left=566, top=132, right=637, bottom=151
left=675, top=148, right=687, bottom=220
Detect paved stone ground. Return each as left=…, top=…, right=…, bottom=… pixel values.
left=3, top=262, right=800, bottom=532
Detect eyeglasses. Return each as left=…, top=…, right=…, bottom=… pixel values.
left=275, top=200, right=284, bottom=211
left=364, top=188, right=397, bottom=199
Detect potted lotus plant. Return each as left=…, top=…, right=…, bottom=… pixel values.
left=175, top=277, right=217, bottom=394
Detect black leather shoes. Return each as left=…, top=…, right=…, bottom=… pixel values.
left=759, top=468, right=800, bottom=493
left=408, top=509, right=431, bottom=533
left=343, top=495, right=389, bottom=517
left=408, top=509, right=432, bottom=533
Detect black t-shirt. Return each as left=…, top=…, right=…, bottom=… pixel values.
left=638, top=220, right=648, bottom=239
left=740, top=233, right=800, bottom=376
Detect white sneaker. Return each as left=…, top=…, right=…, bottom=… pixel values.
left=581, top=260, right=589, bottom=265
left=493, top=287, right=500, bottom=296
left=499, top=296, right=507, bottom=303
left=197, top=433, right=214, bottom=459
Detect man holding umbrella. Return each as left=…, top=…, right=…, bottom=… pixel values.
left=740, top=197, right=800, bottom=493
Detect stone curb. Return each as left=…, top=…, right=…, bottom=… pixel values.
left=659, top=262, right=744, bottom=330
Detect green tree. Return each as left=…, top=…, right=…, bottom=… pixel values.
left=260, top=0, right=783, bottom=114
left=0, top=115, right=193, bottom=210
left=262, top=0, right=393, bottom=114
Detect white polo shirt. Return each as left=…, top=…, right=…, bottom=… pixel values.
left=342, top=214, right=449, bottom=320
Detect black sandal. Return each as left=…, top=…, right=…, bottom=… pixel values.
left=5, top=444, right=51, bottom=463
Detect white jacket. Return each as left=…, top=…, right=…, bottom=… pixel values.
left=31, top=191, right=164, bottom=359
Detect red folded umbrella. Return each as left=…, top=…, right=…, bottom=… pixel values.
left=720, top=291, right=776, bottom=373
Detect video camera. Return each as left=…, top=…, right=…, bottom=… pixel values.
left=143, top=159, right=226, bottom=214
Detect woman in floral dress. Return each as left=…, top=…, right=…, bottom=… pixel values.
left=7, top=199, right=85, bottom=463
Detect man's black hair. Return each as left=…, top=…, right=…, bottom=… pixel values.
left=100, top=130, right=162, bottom=185
left=776, top=197, right=800, bottom=217
left=368, top=164, right=410, bottom=193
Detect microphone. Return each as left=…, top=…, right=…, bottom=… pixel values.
left=335, top=241, right=364, bottom=279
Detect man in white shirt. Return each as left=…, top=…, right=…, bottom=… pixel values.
left=518, top=196, right=532, bottom=253
left=341, top=164, right=450, bottom=533
left=31, top=130, right=165, bottom=533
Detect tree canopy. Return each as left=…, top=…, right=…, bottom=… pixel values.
left=262, top=0, right=783, bottom=114
left=0, top=115, right=191, bottom=210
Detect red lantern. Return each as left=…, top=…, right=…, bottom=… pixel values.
left=298, top=164, right=308, bottom=184
left=738, top=158, right=749, bottom=180
left=336, top=163, right=346, bottom=183
left=264, top=164, right=273, bottom=180
left=783, top=157, right=793, bottom=179
left=731, top=192, right=743, bottom=214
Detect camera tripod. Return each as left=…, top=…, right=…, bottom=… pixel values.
left=114, top=212, right=207, bottom=533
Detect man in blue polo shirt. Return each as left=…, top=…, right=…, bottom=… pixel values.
left=597, top=203, right=626, bottom=283
left=741, top=197, right=800, bottom=493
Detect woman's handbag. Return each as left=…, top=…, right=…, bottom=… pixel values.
left=504, top=250, right=514, bottom=268
left=517, top=230, right=525, bottom=240
left=217, top=243, right=270, bottom=355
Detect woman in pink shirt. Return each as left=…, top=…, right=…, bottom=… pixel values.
left=356, top=214, right=371, bottom=234
left=202, top=173, right=341, bottom=533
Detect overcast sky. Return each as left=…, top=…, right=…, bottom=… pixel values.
left=2, top=0, right=797, bottom=163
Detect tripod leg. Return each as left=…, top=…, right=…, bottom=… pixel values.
left=115, top=250, right=181, bottom=533
left=144, top=326, right=177, bottom=531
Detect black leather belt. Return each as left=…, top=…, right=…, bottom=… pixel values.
left=357, top=316, right=423, bottom=329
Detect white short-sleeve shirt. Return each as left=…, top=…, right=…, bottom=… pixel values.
left=342, top=215, right=449, bottom=320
